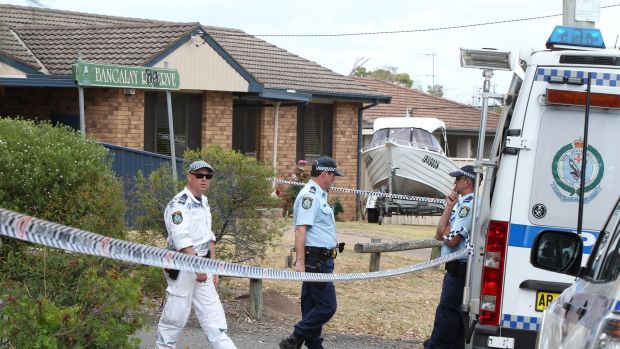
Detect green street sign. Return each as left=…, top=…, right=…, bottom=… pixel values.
left=73, top=62, right=180, bottom=90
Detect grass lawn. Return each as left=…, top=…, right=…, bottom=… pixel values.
left=224, top=219, right=444, bottom=340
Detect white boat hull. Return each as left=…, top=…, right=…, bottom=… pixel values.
left=363, top=141, right=458, bottom=199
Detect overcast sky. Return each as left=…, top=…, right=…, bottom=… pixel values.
left=3, top=0, right=620, bottom=104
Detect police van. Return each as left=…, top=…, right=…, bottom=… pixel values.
left=464, top=26, right=620, bottom=348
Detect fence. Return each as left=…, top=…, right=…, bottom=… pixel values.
left=354, top=238, right=442, bottom=272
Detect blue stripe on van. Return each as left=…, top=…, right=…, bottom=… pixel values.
left=508, top=224, right=597, bottom=254
left=614, top=300, right=620, bottom=313
left=535, top=68, right=620, bottom=87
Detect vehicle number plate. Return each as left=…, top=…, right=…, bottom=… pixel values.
left=535, top=291, right=560, bottom=312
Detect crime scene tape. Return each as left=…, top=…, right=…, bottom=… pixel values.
left=0, top=208, right=467, bottom=282
left=272, top=178, right=447, bottom=205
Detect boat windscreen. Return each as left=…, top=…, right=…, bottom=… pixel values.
left=368, top=127, right=443, bottom=153
left=412, top=128, right=443, bottom=152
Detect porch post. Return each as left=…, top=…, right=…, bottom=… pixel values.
left=272, top=101, right=281, bottom=188
left=165, top=62, right=178, bottom=180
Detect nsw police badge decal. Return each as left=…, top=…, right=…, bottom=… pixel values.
left=302, top=196, right=313, bottom=210
left=458, top=206, right=470, bottom=218
left=171, top=211, right=183, bottom=225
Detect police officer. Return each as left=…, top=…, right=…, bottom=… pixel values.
left=425, top=165, right=480, bottom=349
left=279, top=156, right=343, bottom=349
left=156, top=160, right=237, bottom=349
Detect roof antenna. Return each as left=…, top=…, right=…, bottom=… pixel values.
left=27, top=0, right=46, bottom=7
left=615, top=34, right=619, bottom=49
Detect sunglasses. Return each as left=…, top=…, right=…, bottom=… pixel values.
left=191, top=172, right=213, bottom=180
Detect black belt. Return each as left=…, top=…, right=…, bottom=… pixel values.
left=445, top=260, right=467, bottom=277
left=305, top=246, right=337, bottom=260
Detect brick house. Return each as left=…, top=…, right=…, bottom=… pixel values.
left=0, top=4, right=390, bottom=220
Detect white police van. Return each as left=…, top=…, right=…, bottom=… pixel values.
left=532, top=196, right=620, bottom=348
left=465, top=26, right=620, bottom=348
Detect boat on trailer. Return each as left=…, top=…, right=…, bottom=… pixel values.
left=362, top=116, right=459, bottom=223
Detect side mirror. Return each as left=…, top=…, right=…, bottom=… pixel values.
left=530, top=230, right=583, bottom=276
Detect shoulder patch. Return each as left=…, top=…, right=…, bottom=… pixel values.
left=171, top=211, right=183, bottom=225
left=458, top=205, right=471, bottom=218
left=463, top=196, right=473, bottom=203
left=178, top=194, right=188, bottom=205
left=309, top=186, right=316, bottom=194
left=301, top=196, right=314, bottom=210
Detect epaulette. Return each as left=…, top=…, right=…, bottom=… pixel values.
left=178, top=193, right=188, bottom=205
left=463, top=196, right=473, bottom=203
left=309, top=186, right=317, bottom=194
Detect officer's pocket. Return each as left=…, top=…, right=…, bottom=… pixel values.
left=161, top=288, right=191, bottom=327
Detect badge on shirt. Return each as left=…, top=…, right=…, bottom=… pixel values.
left=458, top=206, right=470, bottom=218
left=301, top=196, right=313, bottom=210
left=171, top=211, right=183, bottom=225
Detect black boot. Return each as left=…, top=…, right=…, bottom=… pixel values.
left=279, top=333, right=304, bottom=349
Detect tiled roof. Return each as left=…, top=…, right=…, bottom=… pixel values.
left=0, top=4, right=387, bottom=100
left=0, top=4, right=162, bottom=71
left=12, top=23, right=198, bottom=75
left=354, top=77, right=500, bottom=130
left=204, top=26, right=389, bottom=98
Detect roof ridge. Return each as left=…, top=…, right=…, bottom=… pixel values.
left=10, top=22, right=200, bottom=31
left=0, top=3, right=165, bottom=24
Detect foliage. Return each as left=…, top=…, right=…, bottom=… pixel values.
left=132, top=145, right=286, bottom=263
left=353, top=66, right=414, bottom=88
left=0, top=118, right=144, bottom=348
left=427, top=84, right=444, bottom=97
left=331, top=197, right=344, bottom=221
left=282, top=160, right=310, bottom=216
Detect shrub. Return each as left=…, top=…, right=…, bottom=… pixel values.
left=0, top=118, right=144, bottom=348
left=132, top=145, right=286, bottom=263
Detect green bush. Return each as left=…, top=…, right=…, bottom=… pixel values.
left=132, top=145, right=286, bottom=263
left=0, top=118, right=144, bottom=348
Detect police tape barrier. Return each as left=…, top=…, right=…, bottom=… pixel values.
left=0, top=208, right=467, bottom=282
left=271, top=178, right=447, bottom=205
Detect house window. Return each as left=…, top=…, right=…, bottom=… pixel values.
left=296, top=103, right=333, bottom=162
left=144, top=92, right=202, bottom=156
left=232, top=105, right=260, bottom=158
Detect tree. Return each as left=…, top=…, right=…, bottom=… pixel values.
left=0, top=118, right=144, bottom=348
left=352, top=64, right=414, bottom=88
left=427, top=84, right=444, bottom=97
left=132, top=145, right=286, bottom=263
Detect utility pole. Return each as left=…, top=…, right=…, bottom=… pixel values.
left=563, top=0, right=599, bottom=28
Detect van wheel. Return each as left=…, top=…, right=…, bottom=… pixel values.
left=367, top=208, right=379, bottom=223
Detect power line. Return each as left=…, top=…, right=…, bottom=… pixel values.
left=254, top=3, right=620, bottom=37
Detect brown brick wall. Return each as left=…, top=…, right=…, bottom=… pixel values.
left=85, top=88, right=144, bottom=149
left=203, top=91, right=233, bottom=149
left=0, top=87, right=78, bottom=121
left=332, top=101, right=362, bottom=221
left=258, top=101, right=362, bottom=221
left=0, top=87, right=144, bottom=149
left=259, top=104, right=298, bottom=179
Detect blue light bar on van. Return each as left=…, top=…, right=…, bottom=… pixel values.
left=546, top=26, right=605, bottom=49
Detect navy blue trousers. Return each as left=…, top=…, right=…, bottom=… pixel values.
left=293, top=255, right=337, bottom=349
left=427, top=271, right=465, bottom=349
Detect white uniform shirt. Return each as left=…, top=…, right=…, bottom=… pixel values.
left=164, top=187, right=215, bottom=256
left=440, top=193, right=476, bottom=261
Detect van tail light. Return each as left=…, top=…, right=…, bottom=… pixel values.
left=546, top=89, right=620, bottom=109
left=479, top=220, right=509, bottom=326
left=596, top=317, right=620, bottom=348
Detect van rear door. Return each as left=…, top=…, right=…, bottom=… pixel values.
left=500, top=64, right=620, bottom=343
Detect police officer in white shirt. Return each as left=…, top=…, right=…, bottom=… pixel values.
left=156, top=160, right=237, bottom=349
